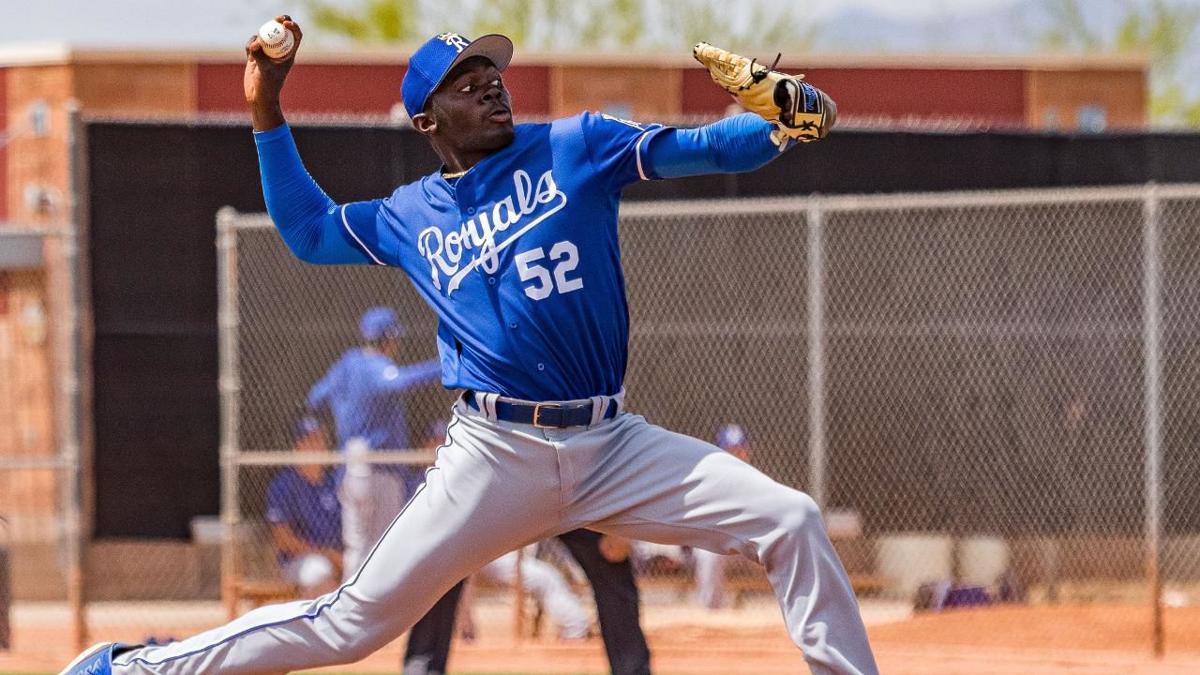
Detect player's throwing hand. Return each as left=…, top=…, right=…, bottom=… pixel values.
left=244, top=15, right=303, bottom=130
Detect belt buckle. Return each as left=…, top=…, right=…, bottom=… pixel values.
left=532, top=403, right=562, bottom=429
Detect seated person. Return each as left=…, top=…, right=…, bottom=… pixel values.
left=265, top=416, right=344, bottom=596
left=477, top=546, right=592, bottom=640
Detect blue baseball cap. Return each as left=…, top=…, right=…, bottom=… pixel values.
left=716, top=424, right=747, bottom=451
left=360, top=307, right=404, bottom=341
left=401, top=32, right=514, bottom=119
left=293, top=415, right=322, bottom=443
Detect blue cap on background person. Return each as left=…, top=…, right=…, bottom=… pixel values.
left=401, top=32, right=514, bottom=119
left=360, top=307, right=405, bottom=342
left=293, top=415, right=322, bottom=443
left=716, top=424, right=747, bottom=451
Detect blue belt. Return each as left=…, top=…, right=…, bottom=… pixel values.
left=465, top=390, right=618, bottom=428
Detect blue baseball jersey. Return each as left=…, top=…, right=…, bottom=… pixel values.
left=307, top=350, right=440, bottom=451
left=258, top=111, right=783, bottom=402
left=337, top=112, right=666, bottom=401
left=265, top=468, right=342, bottom=563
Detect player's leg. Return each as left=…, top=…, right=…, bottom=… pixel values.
left=482, top=551, right=591, bottom=639
left=556, top=529, right=651, bottom=675
left=337, top=441, right=376, bottom=577
left=692, top=548, right=729, bottom=609
left=402, top=579, right=465, bottom=675
left=562, top=414, right=878, bottom=675
left=108, top=408, right=563, bottom=675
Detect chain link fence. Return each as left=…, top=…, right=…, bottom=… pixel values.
left=216, top=209, right=454, bottom=626
left=213, top=184, right=1200, bottom=659
left=0, top=226, right=84, bottom=656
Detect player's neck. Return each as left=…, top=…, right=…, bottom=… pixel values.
left=363, top=345, right=398, bottom=361
left=432, top=141, right=492, bottom=176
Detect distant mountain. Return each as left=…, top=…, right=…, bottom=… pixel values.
left=814, top=0, right=1200, bottom=113
left=815, top=0, right=1155, bottom=54
left=2, top=0, right=1195, bottom=83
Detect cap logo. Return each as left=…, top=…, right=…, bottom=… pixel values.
left=436, top=32, right=470, bottom=53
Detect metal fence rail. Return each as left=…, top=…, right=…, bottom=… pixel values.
left=0, top=226, right=83, bottom=651
left=214, top=184, right=1200, bottom=657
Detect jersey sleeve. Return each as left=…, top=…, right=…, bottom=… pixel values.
left=338, top=200, right=405, bottom=266
left=369, top=358, right=443, bottom=393
left=305, top=361, right=340, bottom=414
left=643, top=113, right=784, bottom=178
left=255, top=124, right=404, bottom=266
left=578, top=111, right=669, bottom=190
left=264, top=474, right=291, bottom=525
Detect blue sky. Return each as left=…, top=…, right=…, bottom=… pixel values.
left=811, top=0, right=1014, bottom=19
left=0, top=0, right=1020, bottom=48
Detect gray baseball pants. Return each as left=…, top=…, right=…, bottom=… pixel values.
left=112, top=395, right=879, bottom=675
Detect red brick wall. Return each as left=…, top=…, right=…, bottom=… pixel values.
left=501, top=65, right=550, bottom=117
left=0, top=68, right=7, bottom=221
left=681, top=67, right=1028, bottom=126
left=196, top=63, right=407, bottom=114
left=195, top=63, right=551, bottom=117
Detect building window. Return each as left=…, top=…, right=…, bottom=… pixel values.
left=1077, top=105, right=1108, bottom=132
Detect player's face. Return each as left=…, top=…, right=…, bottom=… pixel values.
left=425, top=57, right=514, bottom=153
left=294, top=429, right=326, bottom=454
left=379, top=335, right=402, bottom=359
left=729, top=444, right=751, bottom=462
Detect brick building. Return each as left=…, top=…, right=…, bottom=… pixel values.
left=1, top=45, right=1149, bottom=225
left=0, top=45, right=1147, bottom=598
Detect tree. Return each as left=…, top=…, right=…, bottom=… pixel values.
left=658, top=0, right=814, bottom=53
left=1038, top=0, right=1200, bottom=125
left=307, top=0, right=425, bottom=43
left=305, top=0, right=815, bottom=54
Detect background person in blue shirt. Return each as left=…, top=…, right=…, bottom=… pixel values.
left=265, top=416, right=343, bottom=596
left=306, top=306, right=441, bottom=576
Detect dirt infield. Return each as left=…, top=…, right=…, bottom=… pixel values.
left=871, top=604, right=1200, bottom=654
left=4, top=602, right=1200, bottom=674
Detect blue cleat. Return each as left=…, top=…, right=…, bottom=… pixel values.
left=60, top=642, right=137, bottom=675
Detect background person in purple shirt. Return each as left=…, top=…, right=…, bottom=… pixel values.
left=265, top=416, right=343, bottom=596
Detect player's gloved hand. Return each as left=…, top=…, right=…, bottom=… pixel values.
left=693, top=42, right=837, bottom=148
left=244, top=14, right=302, bottom=129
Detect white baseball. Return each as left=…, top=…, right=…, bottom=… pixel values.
left=258, top=20, right=295, bottom=60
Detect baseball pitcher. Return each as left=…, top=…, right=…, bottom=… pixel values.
left=64, top=15, right=875, bottom=675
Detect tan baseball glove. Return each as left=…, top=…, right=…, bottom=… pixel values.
left=693, top=42, right=837, bottom=146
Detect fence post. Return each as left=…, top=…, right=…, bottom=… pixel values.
left=1140, top=183, right=1164, bottom=658
left=217, top=207, right=243, bottom=620
left=807, top=199, right=827, bottom=509
left=0, top=516, right=10, bottom=650
left=64, top=102, right=88, bottom=651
